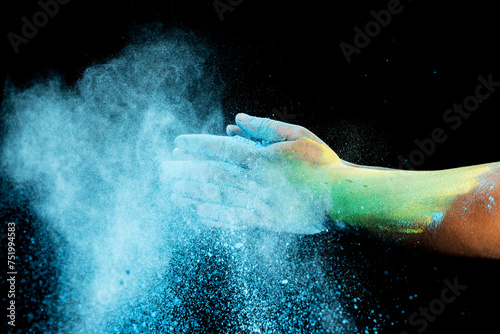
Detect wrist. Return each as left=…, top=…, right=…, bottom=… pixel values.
left=322, top=163, right=490, bottom=233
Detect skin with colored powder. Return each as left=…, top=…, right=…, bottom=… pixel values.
left=164, top=114, right=500, bottom=259
left=283, top=149, right=492, bottom=233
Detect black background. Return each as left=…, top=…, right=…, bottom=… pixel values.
left=1, top=0, right=500, bottom=333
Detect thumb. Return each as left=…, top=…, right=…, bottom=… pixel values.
left=235, top=113, right=325, bottom=144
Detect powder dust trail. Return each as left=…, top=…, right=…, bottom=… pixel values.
left=1, top=29, right=362, bottom=333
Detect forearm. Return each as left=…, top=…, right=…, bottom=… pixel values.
left=412, top=164, right=500, bottom=258
left=324, top=161, right=500, bottom=257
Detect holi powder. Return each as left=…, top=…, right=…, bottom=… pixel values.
left=1, top=30, right=383, bottom=333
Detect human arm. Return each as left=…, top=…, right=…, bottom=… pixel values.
left=165, top=114, right=500, bottom=258
left=323, top=159, right=500, bottom=258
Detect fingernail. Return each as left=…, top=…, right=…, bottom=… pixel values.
left=236, top=113, right=250, bottom=123
left=174, top=135, right=186, bottom=148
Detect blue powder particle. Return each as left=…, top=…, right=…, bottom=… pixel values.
left=1, top=31, right=364, bottom=334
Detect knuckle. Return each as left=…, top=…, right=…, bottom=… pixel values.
left=296, top=126, right=309, bottom=138
left=257, top=117, right=273, bottom=131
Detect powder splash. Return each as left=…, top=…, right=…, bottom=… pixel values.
left=1, top=29, right=366, bottom=333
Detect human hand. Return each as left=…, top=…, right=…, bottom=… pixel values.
left=161, top=113, right=345, bottom=234
left=163, top=113, right=500, bottom=257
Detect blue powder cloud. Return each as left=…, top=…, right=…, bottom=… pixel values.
left=1, top=29, right=361, bottom=333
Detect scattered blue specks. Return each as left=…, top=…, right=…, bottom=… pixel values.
left=2, top=32, right=375, bottom=334
left=429, top=211, right=445, bottom=228
left=487, top=197, right=495, bottom=212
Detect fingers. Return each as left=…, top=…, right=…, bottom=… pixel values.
left=160, top=160, right=255, bottom=189
left=226, top=124, right=249, bottom=138
left=234, top=113, right=327, bottom=145
left=163, top=158, right=274, bottom=231
left=172, top=190, right=266, bottom=230
left=197, top=202, right=261, bottom=229
left=174, top=134, right=266, bottom=166
left=171, top=191, right=253, bottom=230
left=172, top=180, right=267, bottom=209
left=161, top=159, right=270, bottom=203
left=172, top=148, right=198, bottom=160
